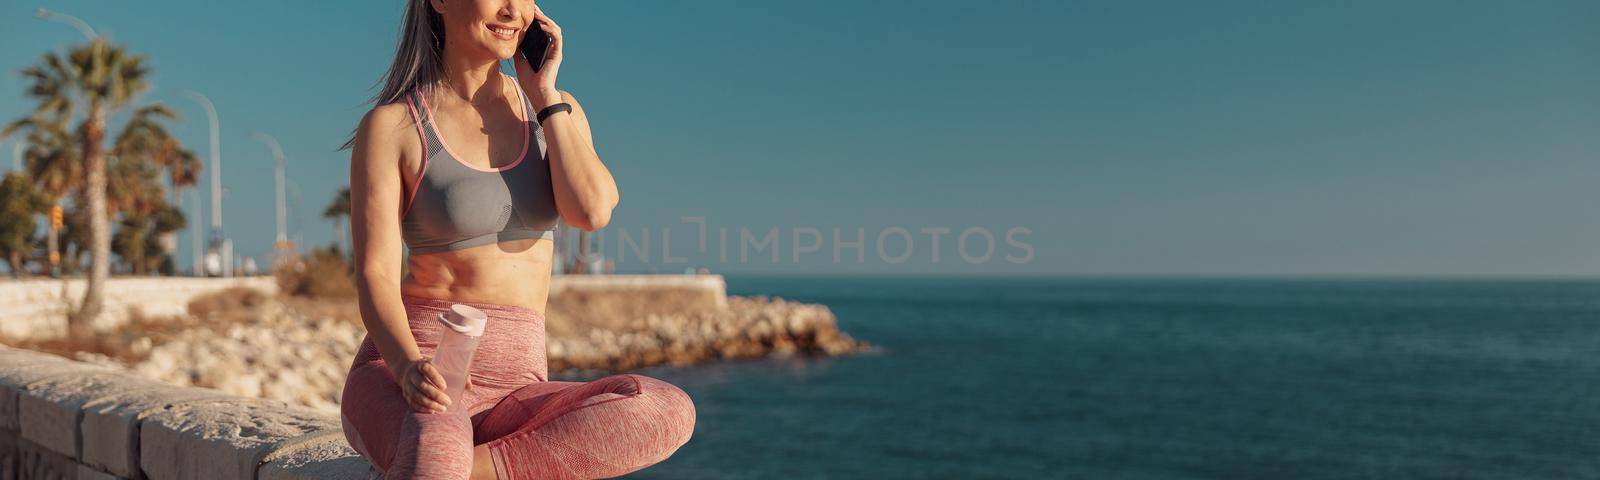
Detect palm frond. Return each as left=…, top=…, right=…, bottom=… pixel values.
left=127, top=103, right=177, bottom=121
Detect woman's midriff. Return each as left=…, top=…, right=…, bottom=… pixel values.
left=400, top=238, right=554, bottom=314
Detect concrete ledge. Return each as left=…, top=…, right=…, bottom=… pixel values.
left=81, top=385, right=236, bottom=478
left=19, top=372, right=169, bottom=460
left=0, top=350, right=115, bottom=432
left=139, top=397, right=341, bottom=480
left=77, top=464, right=123, bottom=480
left=551, top=274, right=728, bottom=309
left=0, top=345, right=377, bottom=479
left=8, top=436, right=76, bottom=480
left=258, top=434, right=375, bottom=480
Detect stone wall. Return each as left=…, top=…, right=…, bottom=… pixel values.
left=0, top=277, right=280, bottom=341
left=549, top=274, right=727, bottom=309
left=0, top=275, right=724, bottom=342
left=0, top=345, right=373, bottom=480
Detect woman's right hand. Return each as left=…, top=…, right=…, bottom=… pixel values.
left=396, top=358, right=451, bottom=414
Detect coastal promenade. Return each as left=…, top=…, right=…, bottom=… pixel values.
left=0, top=274, right=867, bottom=478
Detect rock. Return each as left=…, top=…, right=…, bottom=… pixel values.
left=86, top=292, right=868, bottom=414
left=542, top=295, right=868, bottom=372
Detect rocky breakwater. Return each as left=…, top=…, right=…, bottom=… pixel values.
left=127, top=296, right=364, bottom=414
left=17, top=278, right=869, bottom=414
left=547, top=295, right=867, bottom=372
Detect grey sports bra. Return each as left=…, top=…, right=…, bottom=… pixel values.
left=399, top=78, right=559, bottom=254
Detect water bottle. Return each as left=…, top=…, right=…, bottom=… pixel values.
left=433, top=304, right=487, bottom=413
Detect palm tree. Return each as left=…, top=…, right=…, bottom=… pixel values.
left=11, top=116, right=82, bottom=199
left=147, top=204, right=185, bottom=274
left=105, top=124, right=176, bottom=275
left=7, top=116, right=81, bottom=276
left=114, top=104, right=200, bottom=205
left=0, top=172, right=49, bottom=276
left=104, top=153, right=168, bottom=274
left=59, top=199, right=91, bottom=276
left=3, top=39, right=157, bottom=335
left=324, top=186, right=351, bottom=255
left=112, top=105, right=198, bottom=270
left=105, top=153, right=165, bottom=220
left=112, top=203, right=183, bottom=275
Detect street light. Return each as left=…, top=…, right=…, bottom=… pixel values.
left=189, top=189, right=202, bottom=276
left=179, top=89, right=227, bottom=276
left=287, top=178, right=304, bottom=253
left=251, top=132, right=288, bottom=243
left=251, top=132, right=292, bottom=268
left=35, top=8, right=97, bottom=40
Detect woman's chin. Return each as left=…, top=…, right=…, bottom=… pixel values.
left=466, top=42, right=518, bottom=62
left=490, top=48, right=518, bottom=61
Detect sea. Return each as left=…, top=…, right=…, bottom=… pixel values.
left=577, top=276, right=1600, bottom=479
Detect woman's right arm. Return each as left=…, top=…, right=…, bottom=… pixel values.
left=349, top=104, right=426, bottom=382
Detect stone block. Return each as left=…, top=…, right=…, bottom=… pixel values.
left=19, top=372, right=167, bottom=459
left=257, top=435, right=376, bottom=480
left=80, top=385, right=233, bottom=479
left=0, top=347, right=70, bottom=368
left=139, top=398, right=339, bottom=480
left=76, top=464, right=127, bottom=480
left=0, top=354, right=113, bottom=432
left=0, top=432, right=16, bottom=480
left=7, top=437, right=73, bottom=480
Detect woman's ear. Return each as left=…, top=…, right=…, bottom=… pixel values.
left=429, top=0, right=446, bottom=15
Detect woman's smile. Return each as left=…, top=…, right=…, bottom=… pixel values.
left=485, top=23, right=518, bottom=41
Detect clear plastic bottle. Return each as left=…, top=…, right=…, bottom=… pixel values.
left=433, top=304, right=487, bottom=413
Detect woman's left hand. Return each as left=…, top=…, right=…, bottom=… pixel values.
left=514, top=3, right=564, bottom=108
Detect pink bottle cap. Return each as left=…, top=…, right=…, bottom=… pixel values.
left=437, top=304, right=488, bottom=337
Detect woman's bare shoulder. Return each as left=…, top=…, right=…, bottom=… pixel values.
left=356, top=101, right=417, bottom=146
left=353, top=101, right=424, bottom=166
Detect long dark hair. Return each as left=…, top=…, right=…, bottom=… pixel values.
left=341, top=0, right=446, bottom=150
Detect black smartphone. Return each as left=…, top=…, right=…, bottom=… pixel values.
left=519, top=25, right=551, bottom=71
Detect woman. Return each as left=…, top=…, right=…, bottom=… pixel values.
left=338, top=1, right=695, bottom=478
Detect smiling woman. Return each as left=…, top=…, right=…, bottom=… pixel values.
left=336, top=1, right=691, bottom=479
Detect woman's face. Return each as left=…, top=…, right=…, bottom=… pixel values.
left=431, top=0, right=536, bottom=61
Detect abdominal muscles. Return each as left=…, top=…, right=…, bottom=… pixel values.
left=400, top=238, right=555, bottom=312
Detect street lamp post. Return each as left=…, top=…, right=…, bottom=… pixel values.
left=251, top=132, right=291, bottom=266
left=189, top=190, right=202, bottom=277
left=287, top=179, right=304, bottom=253
left=35, top=8, right=97, bottom=40
left=179, top=90, right=227, bottom=277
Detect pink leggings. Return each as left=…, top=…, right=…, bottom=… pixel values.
left=340, top=294, right=696, bottom=479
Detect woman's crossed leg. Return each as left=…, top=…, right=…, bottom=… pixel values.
left=343, top=364, right=696, bottom=479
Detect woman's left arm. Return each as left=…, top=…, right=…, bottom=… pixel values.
left=538, top=88, right=618, bottom=231
left=516, top=4, right=619, bottom=232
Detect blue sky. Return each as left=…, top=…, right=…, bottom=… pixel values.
left=2, top=0, right=1597, bottom=276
